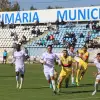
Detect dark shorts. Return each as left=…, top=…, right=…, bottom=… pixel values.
left=3, top=56, right=7, bottom=60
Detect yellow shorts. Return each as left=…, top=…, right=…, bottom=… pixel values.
left=59, top=68, right=72, bottom=78
left=79, top=61, right=88, bottom=71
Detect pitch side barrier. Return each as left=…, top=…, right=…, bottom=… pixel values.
left=0, top=6, right=100, bottom=24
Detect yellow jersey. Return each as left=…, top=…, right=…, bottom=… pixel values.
left=82, top=51, right=89, bottom=63
left=60, top=56, right=75, bottom=71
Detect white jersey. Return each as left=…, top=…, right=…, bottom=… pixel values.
left=41, top=52, right=59, bottom=72
left=13, top=50, right=27, bottom=68
left=68, top=50, right=76, bottom=58
left=94, top=59, right=100, bottom=73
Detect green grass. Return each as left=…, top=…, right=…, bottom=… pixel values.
left=0, top=64, right=100, bottom=100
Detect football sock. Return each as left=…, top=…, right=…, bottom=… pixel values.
left=94, top=82, right=98, bottom=92
left=51, top=80, right=56, bottom=91
left=76, top=69, right=80, bottom=83
left=16, top=76, right=19, bottom=82
left=71, top=76, right=74, bottom=84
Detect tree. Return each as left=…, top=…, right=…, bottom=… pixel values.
left=0, top=0, right=11, bottom=11
left=47, top=6, right=53, bottom=9
left=11, top=1, right=20, bottom=11
left=55, top=6, right=63, bottom=9
left=30, top=6, right=37, bottom=10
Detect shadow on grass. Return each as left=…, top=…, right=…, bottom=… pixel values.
left=61, top=90, right=93, bottom=94
left=62, top=83, right=94, bottom=88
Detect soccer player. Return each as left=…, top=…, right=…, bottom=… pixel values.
left=12, top=44, right=29, bottom=89
left=40, top=45, right=59, bottom=94
left=92, top=53, right=100, bottom=95
left=65, top=46, right=76, bottom=87
left=76, top=46, right=89, bottom=86
left=57, top=50, right=76, bottom=93
left=3, top=49, right=8, bottom=64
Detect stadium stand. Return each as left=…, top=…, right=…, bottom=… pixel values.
left=0, top=25, right=48, bottom=57
left=25, top=24, right=100, bottom=58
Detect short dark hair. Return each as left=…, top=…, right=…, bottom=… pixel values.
left=83, top=46, right=87, bottom=49
left=97, top=53, right=100, bottom=56
left=69, top=45, right=74, bottom=49
left=16, top=44, right=21, bottom=51
left=47, top=45, right=52, bottom=48
left=63, top=50, right=68, bottom=54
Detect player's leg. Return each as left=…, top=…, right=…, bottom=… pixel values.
left=19, top=67, right=25, bottom=89
left=57, top=75, right=65, bottom=92
left=92, top=75, right=100, bottom=95
left=65, top=75, right=70, bottom=88
left=49, top=69, right=57, bottom=94
left=19, top=74, right=24, bottom=89
left=5, top=57, right=7, bottom=64
left=16, top=72, right=20, bottom=88
left=50, top=75, right=56, bottom=94
left=54, top=69, right=58, bottom=84
left=57, top=69, right=67, bottom=92
left=80, top=65, right=87, bottom=81
left=76, top=64, right=82, bottom=86
left=44, top=71, right=52, bottom=88
left=71, top=67, right=75, bottom=85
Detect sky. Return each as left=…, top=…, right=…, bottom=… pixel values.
left=9, top=0, right=100, bottom=10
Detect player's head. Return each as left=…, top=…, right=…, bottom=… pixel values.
left=97, top=53, right=100, bottom=62
left=69, top=46, right=74, bottom=52
left=16, top=44, right=21, bottom=51
left=47, top=45, right=52, bottom=53
left=82, top=46, right=87, bottom=52
left=62, top=50, right=68, bottom=57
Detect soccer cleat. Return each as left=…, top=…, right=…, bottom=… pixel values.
left=76, top=82, right=80, bottom=86
left=49, top=83, right=52, bottom=89
left=19, top=84, right=22, bottom=89
left=92, top=91, right=96, bottom=96
left=71, top=82, right=75, bottom=86
left=53, top=90, right=57, bottom=95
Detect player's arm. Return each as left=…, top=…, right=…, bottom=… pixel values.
left=23, top=51, right=30, bottom=60
left=55, top=54, right=61, bottom=66
left=82, top=55, right=89, bottom=62
left=40, top=54, right=46, bottom=65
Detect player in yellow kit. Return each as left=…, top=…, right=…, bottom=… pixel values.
left=76, top=46, right=89, bottom=86
left=57, top=50, right=76, bottom=93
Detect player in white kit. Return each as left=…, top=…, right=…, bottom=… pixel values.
left=40, top=45, right=60, bottom=94
left=12, top=44, right=29, bottom=89
left=65, top=46, right=76, bottom=87
left=92, top=53, right=100, bottom=95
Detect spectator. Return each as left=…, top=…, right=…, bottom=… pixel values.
left=46, top=35, right=50, bottom=41
left=37, top=28, right=41, bottom=36
left=80, top=33, right=84, bottom=38
left=20, top=35, right=27, bottom=44
left=50, top=34, right=54, bottom=40
left=13, top=34, right=18, bottom=41
left=41, top=39, right=46, bottom=46
left=1, top=20, right=4, bottom=29
left=3, top=49, right=7, bottom=64
left=31, top=28, right=36, bottom=34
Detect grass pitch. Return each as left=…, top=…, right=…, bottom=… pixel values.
left=0, top=64, right=100, bottom=100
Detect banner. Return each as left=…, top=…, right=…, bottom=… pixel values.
left=0, top=6, right=100, bottom=24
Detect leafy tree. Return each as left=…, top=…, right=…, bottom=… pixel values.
left=30, top=6, right=37, bottom=10
left=47, top=6, right=54, bottom=9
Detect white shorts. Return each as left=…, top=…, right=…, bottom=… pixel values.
left=96, top=75, right=100, bottom=80
left=15, top=66, right=25, bottom=75
left=44, top=68, right=54, bottom=80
